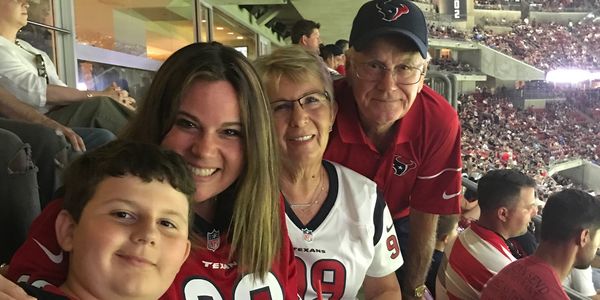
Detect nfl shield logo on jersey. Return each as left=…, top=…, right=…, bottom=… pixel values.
left=302, top=228, right=314, bottom=243
left=207, top=229, right=220, bottom=252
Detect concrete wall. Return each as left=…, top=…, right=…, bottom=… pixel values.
left=557, top=161, right=600, bottom=193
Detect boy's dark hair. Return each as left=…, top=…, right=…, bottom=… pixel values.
left=436, top=214, right=459, bottom=241
left=291, top=19, right=320, bottom=44
left=320, top=44, right=343, bottom=60
left=335, top=39, right=349, bottom=50
left=62, top=140, right=196, bottom=223
left=541, top=189, right=600, bottom=243
left=477, top=169, right=536, bottom=212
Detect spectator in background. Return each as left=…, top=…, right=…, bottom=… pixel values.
left=0, top=0, right=136, bottom=136
left=426, top=214, right=459, bottom=298
left=290, top=19, right=321, bottom=54
left=324, top=0, right=462, bottom=298
left=335, top=39, right=349, bottom=75
left=438, top=169, right=538, bottom=299
left=0, top=85, right=114, bottom=205
left=482, top=189, right=600, bottom=300
left=319, top=44, right=343, bottom=80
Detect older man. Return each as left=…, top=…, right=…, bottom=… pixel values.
left=323, top=0, right=462, bottom=298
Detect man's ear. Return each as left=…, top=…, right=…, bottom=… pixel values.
left=300, top=35, right=309, bottom=46
left=498, top=206, right=510, bottom=223
left=56, top=210, right=77, bottom=252
left=577, top=228, right=591, bottom=248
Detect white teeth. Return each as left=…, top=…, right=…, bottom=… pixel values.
left=291, top=135, right=313, bottom=141
left=189, top=166, right=217, bottom=177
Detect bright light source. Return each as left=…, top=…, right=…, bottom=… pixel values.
left=76, top=82, right=88, bottom=91
left=227, top=32, right=234, bottom=35
left=546, top=69, right=591, bottom=83
left=236, top=36, right=244, bottom=40
left=216, top=26, right=224, bottom=30
left=590, top=72, right=600, bottom=80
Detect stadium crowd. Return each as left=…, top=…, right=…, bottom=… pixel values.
left=460, top=89, right=600, bottom=200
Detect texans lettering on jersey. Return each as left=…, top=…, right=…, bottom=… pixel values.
left=286, top=161, right=403, bottom=299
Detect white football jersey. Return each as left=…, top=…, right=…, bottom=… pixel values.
left=286, top=161, right=404, bottom=299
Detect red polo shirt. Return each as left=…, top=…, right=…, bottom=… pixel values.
left=324, top=79, right=462, bottom=219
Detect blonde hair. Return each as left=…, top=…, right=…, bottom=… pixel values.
left=122, top=42, right=280, bottom=278
left=254, top=45, right=334, bottom=103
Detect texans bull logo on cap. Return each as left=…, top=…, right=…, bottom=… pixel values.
left=376, top=0, right=410, bottom=22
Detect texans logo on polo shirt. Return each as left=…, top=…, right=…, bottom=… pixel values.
left=393, top=155, right=416, bottom=176
left=376, top=0, right=410, bottom=22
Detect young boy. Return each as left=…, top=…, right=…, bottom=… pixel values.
left=18, top=140, right=195, bottom=300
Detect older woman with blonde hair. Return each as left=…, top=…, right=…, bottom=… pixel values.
left=255, top=45, right=403, bottom=299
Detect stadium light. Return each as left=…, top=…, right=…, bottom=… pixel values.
left=546, top=69, right=592, bottom=83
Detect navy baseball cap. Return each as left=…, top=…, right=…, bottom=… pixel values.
left=349, top=0, right=428, bottom=59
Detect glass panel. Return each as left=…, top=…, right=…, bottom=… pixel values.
left=28, top=0, right=54, bottom=25
left=77, top=60, right=155, bottom=105
left=74, top=0, right=194, bottom=61
left=198, top=4, right=210, bottom=42
left=17, top=0, right=57, bottom=63
left=18, top=25, right=57, bottom=63
left=213, top=9, right=257, bottom=60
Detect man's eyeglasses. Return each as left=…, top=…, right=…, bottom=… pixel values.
left=270, top=91, right=330, bottom=117
left=354, top=60, right=426, bottom=85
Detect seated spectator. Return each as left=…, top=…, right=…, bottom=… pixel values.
left=334, top=39, right=348, bottom=75
left=437, top=169, right=538, bottom=299
left=319, top=44, right=344, bottom=80
left=18, top=140, right=193, bottom=299
left=0, top=84, right=115, bottom=208
left=0, top=0, right=135, bottom=136
left=426, top=214, right=459, bottom=298
left=0, top=128, right=39, bottom=264
left=563, top=266, right=600, bottom=300
left=482, top=189, right=600, bottom=300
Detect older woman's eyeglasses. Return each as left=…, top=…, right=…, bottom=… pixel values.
left=354, top=60, right=425, bottom=85
left=270, top=91, right=330, bottom=117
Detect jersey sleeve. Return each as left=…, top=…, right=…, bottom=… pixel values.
left=410, top=111, right=462, bottom=215
left=7, top=198, right=68, bottom=287
left=366, top=195, right=404, bottom=277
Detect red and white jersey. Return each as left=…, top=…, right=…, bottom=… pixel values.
left=286, top=161, right=403, bottom=299
left=436, top=222, right=516, bottom=300
left=8, top=197, right=298, bottom=300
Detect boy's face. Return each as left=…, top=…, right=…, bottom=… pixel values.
left=57, top=175, right=191, bottom=300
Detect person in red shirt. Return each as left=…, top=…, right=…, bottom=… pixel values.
left=1, top=42, right=297, bottom=299
left=18, top=140, right=194, bottom=300
left=481, top=189, right=600, bottom=300
left=323, top=0, right=461, bottom=298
